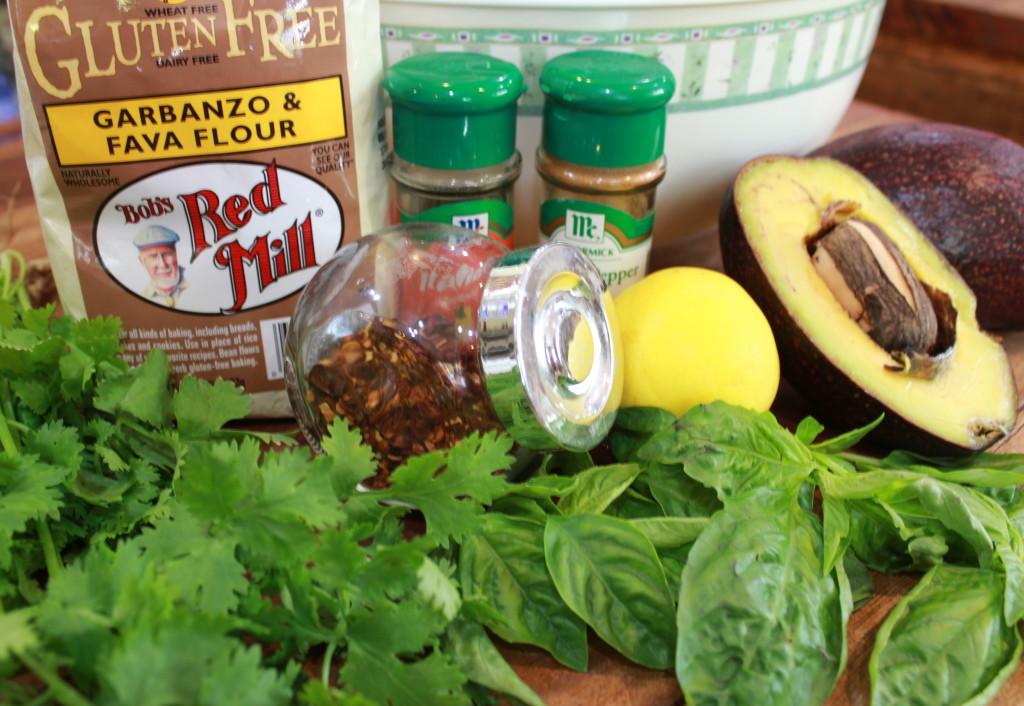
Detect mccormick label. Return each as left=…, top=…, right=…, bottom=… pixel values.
left=399, top=199, right=515, bottom=249
left=9, top=0, right=388, bottom=406
left=540, top=199, right=654, bottom=296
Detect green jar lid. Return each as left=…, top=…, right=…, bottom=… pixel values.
left=540, top=50, right=675, bottom=168
left=384, top=52, right=525, bottom=170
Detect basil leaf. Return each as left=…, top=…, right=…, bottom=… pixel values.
left=870, top=564, right=1023, bottom=706
left=544, top=513, right=676, bottom=670
left=880, top=449, right=1024, bottom=474
left=820, top=471, right=1008, bottom=571
left=639, top=402, right=814, bottom=499
left=606, top=482, right=666, bottom=520
left=996, top=538, right=1024, bottom=623
left=443, top=618, right=547, bottom=706
left=608, top=406, right=676, bottom=462
left=843, top=551, right=875, bottom=610
left=676, top=490, right=847, bottom=706
left=458, top=514, right=588, bottom=672
left=627, top=517, right=709, bottom=550
left=808, top=414, right=883, bottom=454
left=794, top=416, right=825, bottom=445
left=821, top=494, right=852, bottom=575
left=644, top=462, right=722, bottom=519
left=556, top=463, right=642, bottom=516
left=920, top=479, right=1011, bottom=560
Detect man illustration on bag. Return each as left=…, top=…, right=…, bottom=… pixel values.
left=133, top=225, right=190, bottom=308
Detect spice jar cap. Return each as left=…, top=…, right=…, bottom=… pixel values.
left=539, top=50, right=675, bottom=168
left=478, top=243, right=623, bottom=452
left=384, top=52, right=526, bottom=170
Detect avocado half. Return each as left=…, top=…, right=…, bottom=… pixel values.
left=719, top=155, right=1017, bottom=456
left=811, top=121, right=1024, bottom=331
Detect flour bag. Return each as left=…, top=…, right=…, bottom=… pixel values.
left=8, top=0, right=388, bottom=415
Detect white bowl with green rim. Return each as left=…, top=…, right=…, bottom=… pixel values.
left=380, top=0, right=885, bottom=252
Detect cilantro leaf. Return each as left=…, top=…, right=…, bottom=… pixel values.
left=67, top=316, right=124, bottom=368
left=0, top=609, right=38, bottom=660
left=340, top=597, right=468, bottom=706
left=132, top=507, right=248, bottom=615
left=174, top=376, right=251, bottom=439
left=318, top=417, right=378, bottom=497
left=98, top=613, right=292, bottom=706
left=176, top=441, right=339, bottom=567
left=380, top=432, right=515, bottom=547
left=92, top=348, right=174, bottom=428
left=0, top=455, right=71, bottom=568
left=174, top=439, right=256, bottom=523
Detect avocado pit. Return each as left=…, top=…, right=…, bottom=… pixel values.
left=807, top=201, right=957, bottom=379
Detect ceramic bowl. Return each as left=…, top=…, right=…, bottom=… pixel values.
left=381, top=0, right=885, bottom=249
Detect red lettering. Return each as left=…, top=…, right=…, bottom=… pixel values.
left=114, top=196, right=176, bottom=225
left=177, top=161, right=286, bottom=261
left=223, top=194, right=251, bottom=229
left=214, top=236, right=271, bottom=314
left=213, top=212, right=317, bottom=312
left=251, top=161, right=285, bottom=213
left=178, top=189, right=229, bottom=257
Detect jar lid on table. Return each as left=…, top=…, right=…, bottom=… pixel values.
left=480, top=242, right=623, bottom=452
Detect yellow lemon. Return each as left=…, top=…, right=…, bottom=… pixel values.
left=613, top=267, right=780, bottom=415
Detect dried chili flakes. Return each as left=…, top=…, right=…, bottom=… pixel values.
left=305, top=315, right=502, bottom=488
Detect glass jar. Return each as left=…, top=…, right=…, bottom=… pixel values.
left=284, top=222, right=622, bottom=488
left=537, top=50, right=675, bottom=296
left=383, top=52, right=525, bottom=249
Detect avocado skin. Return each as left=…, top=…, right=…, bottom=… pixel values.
left=810, top=121, right=1024, bottom=331
left=719, top=171, right=980, bottom=458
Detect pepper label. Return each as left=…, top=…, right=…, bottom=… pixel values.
left=540, top=199, right=653, bottom=294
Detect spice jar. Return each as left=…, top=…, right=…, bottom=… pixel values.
left=383, top=52, right=525, bottom=249
left=284, top=222, right=622, bottom=488
left=537, top=50, right=675, bottom=296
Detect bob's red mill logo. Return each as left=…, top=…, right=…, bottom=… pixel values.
left=96, top=160, right=344, bottom=315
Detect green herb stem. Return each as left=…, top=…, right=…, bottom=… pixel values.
left=1, top=249, right=31, bottom=311
left=321, top=639, right=338, bottom=685
left=36, top=517, right=62, bottom=579
left=14, top=650, right=96, bottom=706
left=0, top=404, right=19, bottom=455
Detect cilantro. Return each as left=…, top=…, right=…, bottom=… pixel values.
left=379, top=432, right=515, bottom=548
left=0, top=252, right=539, bottom=704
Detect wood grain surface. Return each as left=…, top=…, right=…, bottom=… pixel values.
left=4, top=100, right=1024, bottom=705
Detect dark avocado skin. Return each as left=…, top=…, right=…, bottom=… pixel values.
left=810, top=121, right=1024, bottom=331
left=719, top=173, right=980, bottom=458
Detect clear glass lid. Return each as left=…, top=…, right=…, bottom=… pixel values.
left=478, top=242, right=623, bottom=451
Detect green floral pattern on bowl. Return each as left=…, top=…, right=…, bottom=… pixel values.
left=382, top=0, right=884, bottom=114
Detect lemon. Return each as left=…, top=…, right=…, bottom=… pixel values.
left=613, top=267, right=780, bottom=416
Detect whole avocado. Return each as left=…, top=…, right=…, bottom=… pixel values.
left=810, top=121, right=1024, bottom=331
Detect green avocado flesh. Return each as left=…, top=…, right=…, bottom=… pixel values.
left=724, top=155, right=1016, bottom=453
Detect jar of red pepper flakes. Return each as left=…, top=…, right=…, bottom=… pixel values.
left=284, top=222, right=623, bottom=488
